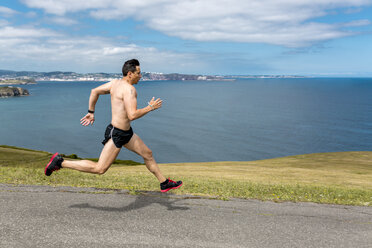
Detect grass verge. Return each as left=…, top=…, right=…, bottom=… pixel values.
left=0, top=145, right=371, bottom=206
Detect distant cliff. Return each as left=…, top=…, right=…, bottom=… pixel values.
left=0, top=78, right=36, bottom=85
left=0, top=86, right=30, bottom=97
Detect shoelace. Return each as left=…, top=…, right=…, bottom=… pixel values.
left=168, top=178, right=176, bottom=184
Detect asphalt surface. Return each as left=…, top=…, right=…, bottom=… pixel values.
left=0, top=184, right=371, bottom=248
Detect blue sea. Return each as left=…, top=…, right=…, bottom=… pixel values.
left=0, top=78, right=371, bottom=163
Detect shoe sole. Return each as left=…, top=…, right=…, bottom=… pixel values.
left=45, top=152, right=59, bottom=176
left=161, top=182, right=183, bottom=193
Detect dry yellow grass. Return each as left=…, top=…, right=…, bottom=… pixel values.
left=1, top=146, right=371, bottom=205
left=107, top=151, right=372, bottom=190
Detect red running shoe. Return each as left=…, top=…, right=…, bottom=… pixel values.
left=44, top=153, right=64, bottom=176
left=160, top=178, right=183, bottom=193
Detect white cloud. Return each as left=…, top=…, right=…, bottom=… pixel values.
left=25, top=11, right=38, bottom=18
left=22, top=0, right=372, bottom=47
left=21, top=0, right=108, bottom=15
left=0, top=26, right=57, bottom=38
left=0, top=24, right=201, bottom=73
left=49, top=16, right=78, bottom=26
left=0, top=6, right=19, bottom=16
left=339, top=19, right=371, bottom=27
left=0, top=19, right=9, bottom=26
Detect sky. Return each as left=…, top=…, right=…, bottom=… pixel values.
left=0, top=0, right=372, bottom=76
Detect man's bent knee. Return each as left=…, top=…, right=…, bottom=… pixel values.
left=143, top=149, right=153, bottom=161
left=95, top=168, right=107, bottom=175
left=94, top=164, right=111, bottom=175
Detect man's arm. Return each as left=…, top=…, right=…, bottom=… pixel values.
left=81, top=81, right=112, bottom=126
left=124, top=87, right=162, bottom=121
left=88, top=81, right=112, bottom=112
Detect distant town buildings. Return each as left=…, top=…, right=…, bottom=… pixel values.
left=0, top=69, right=305, bottom=83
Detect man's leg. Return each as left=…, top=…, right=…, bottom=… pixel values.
left=124, top=134, right=166, bottom=183
left=61, top=139, right=121, bottom=174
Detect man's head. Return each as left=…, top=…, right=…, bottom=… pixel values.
left=122, top=59, right=141, bottom=84
left=122, top=59, right=140, bottom=76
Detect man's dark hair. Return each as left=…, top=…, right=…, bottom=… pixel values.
left=122, top=59, right=140, bottom=76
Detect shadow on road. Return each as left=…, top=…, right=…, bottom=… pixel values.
left=69, top=194, right=190, bottom=212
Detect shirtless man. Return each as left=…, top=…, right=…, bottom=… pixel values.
left=44, top=59, right=182, bottom=193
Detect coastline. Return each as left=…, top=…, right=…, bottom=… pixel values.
left=0, top=86, right=30, bottom=97
left=0, top=83, right=36, bottom=86
left=0, top=79, right=37, bottom=85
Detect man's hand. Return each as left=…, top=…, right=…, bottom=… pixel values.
left=148, top=97, right=162, bottom=111
left=80, top=113, right=95, bottom=126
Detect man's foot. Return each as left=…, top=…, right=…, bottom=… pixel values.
left=44, top=153, right=64, bottom=176
left=160, top=178, right=183, bottom=193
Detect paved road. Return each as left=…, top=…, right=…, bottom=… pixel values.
left=0, top=184, right=371, bottom=248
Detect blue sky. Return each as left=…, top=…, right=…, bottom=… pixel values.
left=0, top=0, right=372, bottom=76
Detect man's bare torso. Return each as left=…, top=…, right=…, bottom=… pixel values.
left=110, top=79, right=134, bottom=131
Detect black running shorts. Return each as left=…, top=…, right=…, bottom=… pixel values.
left=102, top=124, right=133, bottom=148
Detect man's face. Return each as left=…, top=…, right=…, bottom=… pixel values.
left=132, top=66, right=142, bottom=84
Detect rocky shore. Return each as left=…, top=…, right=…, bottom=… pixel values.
left=0, top=86, right=30, bottom=97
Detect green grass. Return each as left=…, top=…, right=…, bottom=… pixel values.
left=0, top=145, right=371, bottom=206
left=0, top=78, right=36, bottom=84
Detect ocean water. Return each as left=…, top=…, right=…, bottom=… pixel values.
left=0, top=78, right=371, bottom=163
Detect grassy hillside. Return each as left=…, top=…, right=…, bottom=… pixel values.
left=0, top=78, right=36, bottom=85
left=0, top=145, right=371, bottom=206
